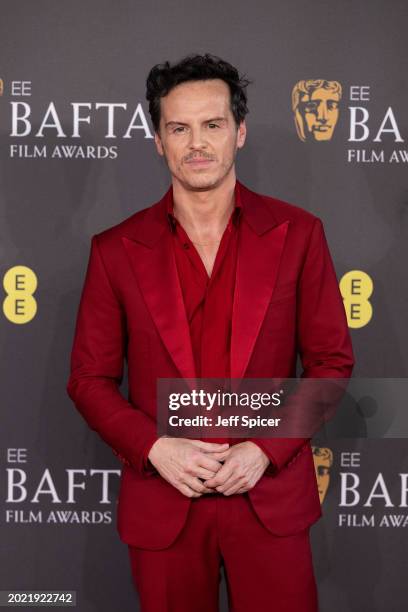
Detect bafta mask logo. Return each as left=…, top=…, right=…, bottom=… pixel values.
left=312, top=446, right=333, bottom=504
left=0, top=79, right=3, bottom=96
left=292, top=80, right=342, bottom=142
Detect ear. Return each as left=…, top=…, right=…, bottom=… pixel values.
left=154, top=131, right=164, bottom=156
left=236, top=120, right=247, bottom=149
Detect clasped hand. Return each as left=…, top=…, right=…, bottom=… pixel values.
left=148, top=438, right=270, bottom=498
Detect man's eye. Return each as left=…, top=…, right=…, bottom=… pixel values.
left=208, top=123, right=219, bottom=129
left=173, top=126, right=186, bottom=133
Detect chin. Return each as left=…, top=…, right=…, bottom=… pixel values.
left=183, top=175, right=222, bottom=191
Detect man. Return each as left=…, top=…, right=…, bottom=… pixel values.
left=67, top=54, right=354, bottom=611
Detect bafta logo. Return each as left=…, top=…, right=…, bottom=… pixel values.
left=0, top=79, right=3, bottom=96
left=292, top=80, right=342, bottom=141
left=312, top=446, right=333, bottom=504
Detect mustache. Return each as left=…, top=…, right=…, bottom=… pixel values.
left=184, top=151, right=216, bottom=162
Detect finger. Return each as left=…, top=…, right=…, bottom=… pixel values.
left=208, top=449, right=231, bottom=461
left=193, top=468, right=218, bottom=480
left=198, top=455, right=225, bottom=472
left=191, top=441, right=230, bottom=453
left=204, top=463, right=234, bottom=488
left=178, top=482, right=202, bottom=498
left=216, top=474, right=245, bottom=494
left=222, top=477, right=247, bottom=496
left=184, top=475, right=214, bottom=495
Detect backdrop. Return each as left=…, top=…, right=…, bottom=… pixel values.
left=1, top=1, right=407, bottom=610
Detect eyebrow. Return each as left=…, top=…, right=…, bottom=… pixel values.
left=164, top=117, right=228, bottom=128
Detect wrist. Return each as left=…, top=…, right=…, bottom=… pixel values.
left=245, top=440, right=270, bottom=468
left=148, top=436, right=169, bottom=464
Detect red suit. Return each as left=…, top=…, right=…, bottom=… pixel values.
left=67, top=180, right=354, bottom=610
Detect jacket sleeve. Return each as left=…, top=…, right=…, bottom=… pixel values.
left=249, top=217, right=355, bottom=473
left=66, top=234, right=159, bottom=476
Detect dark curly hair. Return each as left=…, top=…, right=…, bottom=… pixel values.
left=146, top=53, right=251, bottom=133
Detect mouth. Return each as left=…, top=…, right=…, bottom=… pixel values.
left=185, top=158, right=215, bottom=167
left=314, top=125, right=331, bottom=132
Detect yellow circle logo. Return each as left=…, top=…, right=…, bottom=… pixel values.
left=340, top=270, right=373, bottom=328
left=3, top=266, right=37, bottom=323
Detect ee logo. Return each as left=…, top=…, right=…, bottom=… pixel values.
left=3, top=266, right=37, bottom=324
left=340, top=270, right=373, bottom=328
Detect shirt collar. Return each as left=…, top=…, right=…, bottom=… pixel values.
left=166, top=182, right=243, bottom=233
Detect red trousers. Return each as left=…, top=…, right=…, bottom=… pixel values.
left=128, top=492, right=319, bottom=612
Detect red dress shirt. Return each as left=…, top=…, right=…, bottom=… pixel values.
left=167, top=189, right=241, bottom=381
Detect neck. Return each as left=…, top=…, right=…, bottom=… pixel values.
left=171, top=171, right=237, bottom=238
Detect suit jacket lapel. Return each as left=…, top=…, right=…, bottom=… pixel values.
left=121, top=187, right=197, bottom=380
left=231, top=182, right=290, bottom=378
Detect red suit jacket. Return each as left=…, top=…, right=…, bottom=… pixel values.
left=66, top=180, right=354, bottom=549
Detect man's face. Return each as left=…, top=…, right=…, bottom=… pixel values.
left=300, top=88, right=340, bottom=141
left=154, top=79, right=246, bottom=191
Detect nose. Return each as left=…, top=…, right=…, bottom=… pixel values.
left=188, top=125, right=208, bottom=150
left=317, top=101, right=328, bottom=122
